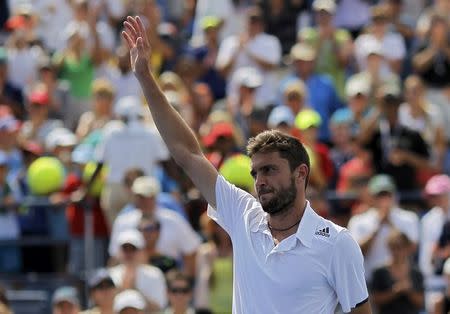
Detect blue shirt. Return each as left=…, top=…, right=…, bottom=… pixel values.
left=279, top=73, right=342, bottom=143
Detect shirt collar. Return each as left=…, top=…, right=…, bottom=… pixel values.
left=251, top=201, right=320, bottom=248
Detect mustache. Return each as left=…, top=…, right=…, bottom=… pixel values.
left=257, top=187, right=274, bottom=195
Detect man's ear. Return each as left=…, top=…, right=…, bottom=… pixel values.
left=295, top=164, right=308, bottom=181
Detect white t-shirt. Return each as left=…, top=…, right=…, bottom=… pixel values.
left=7, top=47, right=42, bottom=90
left=216, top=33, right=282, bottom=108
left=348, top=207, right=419, bottom=280
left=109, top=264, right=167, bottom=308
left=109, top=208, right=201, bottom=260
left=95, top=123, right=169, bottom=184
left=108, top=70, right=143, bottom=101
left=208, top=175, right=368, bottom=314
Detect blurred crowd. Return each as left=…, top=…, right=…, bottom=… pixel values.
left=0, top=0, right=450, bottom=313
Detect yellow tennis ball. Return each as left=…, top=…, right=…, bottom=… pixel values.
left=27, top=157, right=66, bottom=195
left=219, top=154, right=254, bottom=192
left=82, top=162, right=108, bottom=196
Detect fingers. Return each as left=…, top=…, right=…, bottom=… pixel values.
left=124, top=21, right=138, bottom=42
left=122, top=31, right=133, bottom=49
left=127, top=16, right=141, bottom=37
left=136, top=16, right=148, bottom=45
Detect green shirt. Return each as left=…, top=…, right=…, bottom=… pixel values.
left=210, top=256, right=233, bottom=314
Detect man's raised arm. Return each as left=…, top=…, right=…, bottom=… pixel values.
left=122, top=16, right=218, bottom=208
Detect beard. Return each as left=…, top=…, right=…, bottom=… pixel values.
left=259, top=177, right=297, bottom=216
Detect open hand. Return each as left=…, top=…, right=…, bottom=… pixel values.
left=122, top=16, right=151, bottom=80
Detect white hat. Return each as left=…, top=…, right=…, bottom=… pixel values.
left=113, top=290, right=146, bottom=313
left=117, top=230, right=145, bottom=249
left=232, top=67, right=262, bottom=89
left=267, top=106, right=295, bottom=129
left=443, top=258, right=450, bottom=275
left=345, top=76, right=370, bottom=98
left=114, top=96, right=145, bottom=120
left=131, top=176, right=161, bottom=198
left=364, top=40, right=384, bottom=59
left=45, top=128, right=78, bottom=151
left=312, top=0, right=337, bottom=13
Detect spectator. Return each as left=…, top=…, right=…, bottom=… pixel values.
left=354, top=4, right=406, bottom=75
left=216, top=6, right=282, bottom=108
left=416, top=0, right=450, bottom=38
left=113, top=289, right=147, bottom=314
left=359, top=84, right=431, bottom=191
left=299, top=0, right=353, bottom=100
left=138, top=215, right=177, bottom=274
left=282, top=79, right=308, bottom=117
left=52, top=286, right=81, bottom=314
left=95, top=96, right=169, bottom=225
left=195, top=214, right=233, bottom=313
left=76, top=78, right=116, bottom=139
left=109, top=176, right=201, bottom=277
left=267, top=105, right=295, bottom=134
left=420, top=175, right=450, bottom=289
left=343, top=75, right=371, bottom=136
left=0, top=46, right=23, bottom=118
left=279, top=43, right=341, bottom=143
left=371, top=229, right=425, bottom=314
left=81, top=268, right=117, bottom=314
left=202, top=121, right=239, bottom=170
left=18, top=86, right=63, bottom=145
left=165, top=270, right=196, bottom=314
left=348, top=174, right=419, bottom=280
left=432, top=258, right=450, bottom=314
left=109, top=230, right=167, bottom=311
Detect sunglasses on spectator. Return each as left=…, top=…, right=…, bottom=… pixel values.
left=139, top=224, right=160, bottom=233
left=170, top=286, right=191, bottom=294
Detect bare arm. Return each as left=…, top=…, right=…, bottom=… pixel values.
left=349, top=301, right=371, bottom=314
left=122, top=16, right=218, bottom=208
left=413, top=46, right=437, bottom=72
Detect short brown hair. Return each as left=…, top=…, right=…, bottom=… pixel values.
left=246, top=130, right=310, bottom=186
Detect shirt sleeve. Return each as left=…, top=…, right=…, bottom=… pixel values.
left=329, top=230, right=369, bottom=313
left=216, top=36, right=239, bottom=70
left=207, top=175, right=258, bottom=236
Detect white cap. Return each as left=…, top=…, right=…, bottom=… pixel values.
left=267, top=106, right=295, bottom=129
left=232, top=67, right=262, bottom=89
left=45, top=128, right=78, bottom=151
left=364, top=40, right=384, bottom=59
left=312, top=0, right=337, bottom=13
left=131, top=176, right=161, bottom=198
left=444, top=258, right=450, bottom=275
left=114, top=96, right=145, bottom=120
left=117, top=230, right=145, bottom=249
left=345, top=76, right=370, bottom=98
left=113, top=290, right=146, bottom=312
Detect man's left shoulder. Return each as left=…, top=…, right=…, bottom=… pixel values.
left=313, top=216, right=347, bottom=245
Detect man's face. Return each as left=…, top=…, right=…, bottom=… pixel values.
left=168, top=279, right=193, bottom=310
left=348, top=94, right=368, bottom=116
left=315, top=10, right=333, bottom=26
left=91, top=280, right=116, bottom=306
left=251, top=151, right=299, bottom=215
left=294, top=59, right=315, bottom=77
left=374, top=191, right=394, bottom=212
left=120, top=243, right=140, bottom=264
left=53, top=301, right=79, bottom=314
left=134, top=194, right=156, bottom=216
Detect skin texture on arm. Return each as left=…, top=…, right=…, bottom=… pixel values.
left=349, top=301, right=371, bottom=314
left=122, top=16, right=218, bottom=208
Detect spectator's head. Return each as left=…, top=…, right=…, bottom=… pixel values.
left=329, top=108, right=353, bottom=147
left=113, top=289, right=146, bottom=314
left=313, top=0, right=336, bottom=25
left=117, top=230, right=146, bottom=265
left=425, top=174, right=450, bottom=209
left=283, top=80, right=307, bottom=114
left=246, top=6, right=265, bottom=37
left=88, top=268, right=116, bottom=308
left=92, top=79, right=116, bottom=116
left=123, top=168, right=146, bottom=196
left=365, top=41, right=385, bottom=74
left=267, top=106, right=295, bottom=134
left=428, top=14, right=448, bottom=46
left=231, top=66, right=262, bottom=103
left=192, top=82, right=214, bottom=116
left=346, top=76, right=370, bottom=117
left=386, top=0, right=403, bottom=18
left=37, top=55, right=57, bottom=84
left=138, top=215, right=161, bottom=250
left=45, top=128, right=78, bottom=165
left=289, top=43, right=316, bottom=78
left=52, top=286, right=80, bottom=314
left=294, top=109, right=322, bottom=144
left=132, top=176, right=160, bottom=216
left=368, top=175, right=396, bottom=211
left=202, top=122, right=236, bottom=154
left=114, top=96, right=145, bottom=124
left=387, top=229, right=413, bottom=262
left=166, top=271, right=194, bottom=312
left=377, top=84, right=402, bottom=124
left=371, top=4, right=390, bottom=34
left=64, top=23, right=88, bottom=52
left=200, top=15, right=222, bottom=42
left=27, top=85, right=50, bottom=119
left=247, top=130, right=310, bottom=214
left=404, top=75, right=425, bottom=106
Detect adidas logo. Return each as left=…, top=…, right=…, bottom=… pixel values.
left=315, top=227, right=330, bottom=237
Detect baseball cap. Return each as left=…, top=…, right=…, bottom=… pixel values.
left=29, top=90, right=49, bottom=106
left=364, top=40, right=384, bottom=58
left=202, top=122, right=234, bottom=147
left=117, top=230, right=145, bottom=249
left=346, top=76, right=370, bottom=98
left=294, top=109, right=322, bottom=130
left=425, top=174, right=450, bottom=196
left=88, top=268, right=115, bottom=290
left=114, top=290, right=146, bottom=313
left=232, top=67, right=262, bottom=89
left=312, top=0, right=337, bottom=13
left=289, top=43, right=316, bottom=62
left=201, top=16, right=221, bottom=30
left=114, top=96, right=144, bottom=120
left=52, top=286, right=80, bottom=306
left=330, top=108, right=353, bottom=125
left=131, top=176, right=161, bottom=198
left=45, top=128, right=78, bottom=151
left=368, top=174, right=396, bottom=195
left=268, top=106, right=295, bottom=129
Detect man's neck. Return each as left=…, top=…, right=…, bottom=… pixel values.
left=268, top=199, right=307, bottom=242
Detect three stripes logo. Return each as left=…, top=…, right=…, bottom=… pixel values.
left=315, top=227, right=330, bottom=237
